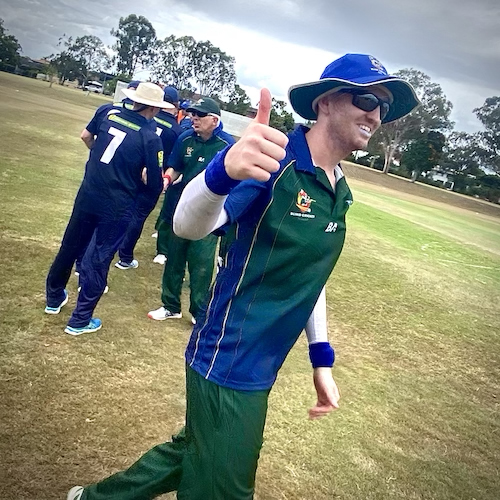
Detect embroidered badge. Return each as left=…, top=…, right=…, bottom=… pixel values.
left=295, top=189, right=315, bottom=213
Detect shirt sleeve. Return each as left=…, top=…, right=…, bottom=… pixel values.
left=86, top=104, right=113, bottom=135
left=305, top=287, right=328, bottom=344
left=143, top=133, right=163, bottom=199
left=167, top=131, right=192, bottom=172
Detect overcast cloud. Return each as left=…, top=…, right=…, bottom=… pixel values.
left=1, top=0, right=499, bottom=132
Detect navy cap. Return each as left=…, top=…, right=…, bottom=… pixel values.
left=163, top=86, right=179, bottom=105
left=288, top=53, right=420, bottom=123
left=127, top=80, right=141, bottom=89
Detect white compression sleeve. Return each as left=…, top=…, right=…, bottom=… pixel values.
left=173, top=170, right=229, bottom=240
left=305, top=286, right=328, bottom=344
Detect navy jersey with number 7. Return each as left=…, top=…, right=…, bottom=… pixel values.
left=78, top=107, right=163, bottom=217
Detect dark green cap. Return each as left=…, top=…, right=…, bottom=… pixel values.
left=187, top=97, right=221, bottom=116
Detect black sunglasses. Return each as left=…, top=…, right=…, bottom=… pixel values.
left=190, top=110, right=208, bottom=118
left=339, top=89, right=391, bottom=121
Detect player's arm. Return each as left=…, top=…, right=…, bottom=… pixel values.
left=174, top=88, right=288, bottom=240
left=81, top=128, right=94, bottom=149
left=305, top=287, right=340, bottom=419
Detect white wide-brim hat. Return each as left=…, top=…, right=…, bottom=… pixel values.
left=122, top=82, right=175, bottom=109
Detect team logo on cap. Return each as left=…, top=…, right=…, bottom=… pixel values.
left=296, top=189, right=315, bottom=213
left=369, top=56, right=388, bottom=75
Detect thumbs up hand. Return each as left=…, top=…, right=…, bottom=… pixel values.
left=224, top=88, right=289, bottom=182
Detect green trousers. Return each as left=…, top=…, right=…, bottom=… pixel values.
left=155, top=218, right=170, bottom=257
left=81, top=367, right=270, bottom=499
left=161, top=224, right=217, bottom=319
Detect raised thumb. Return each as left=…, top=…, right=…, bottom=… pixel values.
left=254, top=88, right=272, bottom=125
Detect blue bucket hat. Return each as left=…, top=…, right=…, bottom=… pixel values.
left=288, top=53, right=420, bottom=123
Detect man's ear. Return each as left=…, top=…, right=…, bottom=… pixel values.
left=316, top=95, right=332, bottom=116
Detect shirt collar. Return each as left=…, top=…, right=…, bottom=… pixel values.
left=288, top=125, right=316, bottom=173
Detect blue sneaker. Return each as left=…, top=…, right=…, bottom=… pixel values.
left=114, top=259, right=138, bottom=270
left=44, top=290, right=69, bottom=315
left=64, top=318, right=102, bottom=336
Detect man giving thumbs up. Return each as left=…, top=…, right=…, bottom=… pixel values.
left=68, top=54, right=419, bottom=500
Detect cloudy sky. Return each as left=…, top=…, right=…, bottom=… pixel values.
left=2, top=0, right=499, bottom=132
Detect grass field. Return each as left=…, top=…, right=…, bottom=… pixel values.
left=1, top=72, right=499, bottom=500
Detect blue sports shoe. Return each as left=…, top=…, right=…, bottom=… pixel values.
left=64, top=318, right=102, bottom=336
left=44, top=290, right=69, bottom=315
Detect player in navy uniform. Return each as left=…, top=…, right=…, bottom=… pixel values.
left=114, top=86, right=183, bottom=270
left=45, top=83, right=169, bottom=335
left=67, top=54, right=419, bottom=498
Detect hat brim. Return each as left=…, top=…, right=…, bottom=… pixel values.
left=186, top=106, right=220, bottom=116
left=288, top=76, right=420, bottom=123
left=122, top=88, right=175, bottom=109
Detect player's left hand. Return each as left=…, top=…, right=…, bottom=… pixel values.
left=309, top=367, right=340, bottom=419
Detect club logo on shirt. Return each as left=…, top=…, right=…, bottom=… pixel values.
left=296, top=189, right=315, bottom=213
left=198, top=156, right=205, bottom=163
left=158, top=151, right=164, bottom=168
left=185, top=147, right=194, bottom=158
left=290, top=189, right=316, bottom=219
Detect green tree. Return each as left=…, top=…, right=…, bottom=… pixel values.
left=48, top=42, right=85, bottom=85
left=151, top=35, right=197, bottom=92
left=474, top=96, right=500, bottom=174
left=152, top=36, right=236, bottom=98
left=224, top=84, right=251, bottom=115
left=190, top=40, right=236, bottom=97
left=269, top=98, right=295, bottom=133
left=111, top=14, right=156, bottom=77
left=370, top=69, right=453, bottom=173
left=0, top=18, right=22, bottom=69
left=67, top=35, right=110, bottom=83
left=401, top=130, right=445, bottom=182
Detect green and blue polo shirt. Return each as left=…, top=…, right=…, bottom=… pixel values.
left=185, top=125, right=353, bottom=391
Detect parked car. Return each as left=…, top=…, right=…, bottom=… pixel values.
left=83, top=81, right=103, bottom=93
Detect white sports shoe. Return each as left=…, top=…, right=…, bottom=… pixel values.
left=153, top=254, right=167, bottom=265
left=78, top=286, right=109, bottom=294
left=151, top=231, right=158, bottom=238
left=148, top=306, right=182, bottom=321
left=67, top=486, right=84, bottom=500
left=191, top=316, right=197, bottom=325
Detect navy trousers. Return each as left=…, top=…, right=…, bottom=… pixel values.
left=46, top=200, right=131, bottom=327
left=118, top=192, right=158, bottom=263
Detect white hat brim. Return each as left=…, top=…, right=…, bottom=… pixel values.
left=122, top=88, right=175, bottom=109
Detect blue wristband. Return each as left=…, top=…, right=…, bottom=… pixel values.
left=309, top=342, right=335, bottom=368
left=205, top=147, right=240, bottom=195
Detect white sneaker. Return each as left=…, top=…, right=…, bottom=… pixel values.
left=148, top=306, right=182, bottom=321
left=67, top=486, right=84, bottom=500
left=151, top=231, right=158, bottom=238
left=78, top=285, right=109, bottom=294
left=153, top=254, right=167, bottom=265
left=191, top=317, right=197, bottom=325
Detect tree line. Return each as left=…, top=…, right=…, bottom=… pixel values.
left=0, top=15, right=498, bottom=202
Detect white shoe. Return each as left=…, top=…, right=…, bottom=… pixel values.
left=191, top=316, right=197, bottom=325
left=153, top=254, right=167, bottom=265
left=78, top=285, right=109, bottom=294
left=148, top=306, right=182, bottom=320
left=151, top=231, right=158, bottom=238
left=67, top=486, right=84, bottom=500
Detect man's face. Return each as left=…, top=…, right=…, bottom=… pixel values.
left=322, top=85, right=391, bottom=152
left=191, top=112, right=219, bottom=137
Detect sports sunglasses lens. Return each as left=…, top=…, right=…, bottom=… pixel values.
left=352, top=94, right=379, bottom=113
left=353, top=94, right=390, bottom=120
